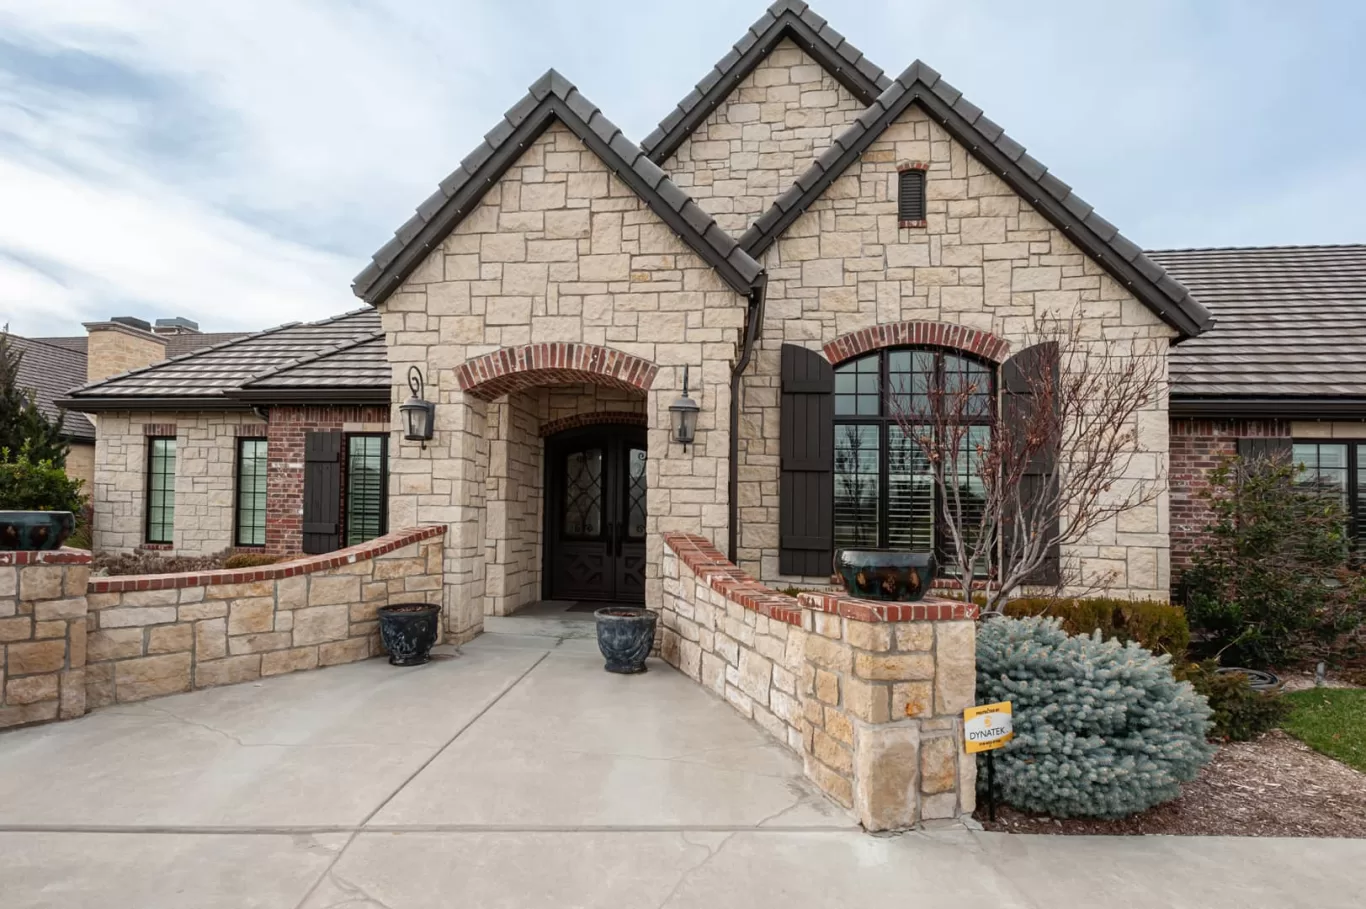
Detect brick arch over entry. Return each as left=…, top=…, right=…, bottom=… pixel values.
left=538, top=410, right=647, bottom=438
left=822, top=321, right=1011, bottom=366
left=456, top=343, right=659, bottom=402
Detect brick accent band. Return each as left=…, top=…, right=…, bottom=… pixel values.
left=142, top=423, right=177, bottom=437
left=897, top=160, right=930, bottom=172
left=234, top=424, right=269, bottom=437
left=663, top=533, right=974, bottom=625
left=539, top=410, right=648, bottom=438
left=88, top=525, right=446, bottom=593
left=823, top=320, right=1011, bottom=366
left=457, top=343, right=658, bottom=402
left=0, top=547, right=92, bottom=566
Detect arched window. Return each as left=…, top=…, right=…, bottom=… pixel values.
left=833, top=348, right=995, bottom=565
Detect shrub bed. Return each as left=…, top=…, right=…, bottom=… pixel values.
left=91, top=549, right=293, bottom=576
left=1002, top=596, right=1190, bottom=656
left=977, top=615, right=1214, bottom=819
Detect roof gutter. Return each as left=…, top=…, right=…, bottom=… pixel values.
left=1170, top=395, right=1366, bottom=419
left=728, top=273, right=767, bottom=564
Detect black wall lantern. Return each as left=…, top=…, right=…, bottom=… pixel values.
left=668, top=365, right=700, bottom=451
left=400, top=365, right=435, bottom=448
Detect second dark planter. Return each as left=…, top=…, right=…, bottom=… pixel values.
left=834, top=549, right=937, bottom=601
left=594, top=607, right=657, bottom=674
left=377, top=603, right=440, bottom=666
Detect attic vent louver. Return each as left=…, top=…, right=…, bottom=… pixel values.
left=898, top=162, right=928, bottom=227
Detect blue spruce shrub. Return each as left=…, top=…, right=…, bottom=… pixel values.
left=976, top=615, right=1214, bottom=819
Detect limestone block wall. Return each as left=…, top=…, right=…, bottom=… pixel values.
left=485, top=391, right=544, bottom=616
left=378, top=120, right=748, bottom=638
left=82, top=526, right=444, bottom=708
left=662, top=38, right=865, bottom=236
left=662, top=533, right=978, bottom=831
left=736, top=103, right=1176, bottom=598
left=0, top=549, right=90, bottom=730
left=84, top=322, right=167, bottom=383
left=65, top=441, right=96, bottom=499
left=91, top=411, right=268, bottom=556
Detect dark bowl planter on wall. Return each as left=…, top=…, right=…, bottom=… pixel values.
left=0, top=511, right=75, bottom=551
left=835, top=549, right=937, bottom=602
left=378, top=603, right=441, bottom=666
left=595, top=607, right=657, bottom=674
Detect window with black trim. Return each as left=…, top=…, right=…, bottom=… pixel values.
left=145, top=437, right=176, bottom=544
left=345, top=435, right=388, bottom=547
left=1292, top=441, right=1363, bottom=539
left=235, top=438, right=268, bottom=547
left=898, top=168, right=926, bottom=224
left=833, top=348, right=994, bottom=570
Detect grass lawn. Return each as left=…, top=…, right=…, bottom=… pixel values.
left=1281, top=689, right=1366, bottom=772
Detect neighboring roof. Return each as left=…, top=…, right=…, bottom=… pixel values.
left=31, top=336, right=88, bottom=355
left=5, top=335, right=96, bottom=442
left=352, top=69, right=764, bottom=306
left=640, top=0, right=891, bottom=164
left=58, top=309, right=382, bottom=411
left=235, top=333, right=389, bottom=404
left=1156, top=245, right=1366, bottom=413
left=738, top=60, right=1214, bottom=338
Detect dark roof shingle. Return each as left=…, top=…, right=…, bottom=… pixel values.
left=59, top=309, right=381, bottom=409
left=5, top=335, right=95, bottom=442
left=1156, top=245, right=1366, bottom=404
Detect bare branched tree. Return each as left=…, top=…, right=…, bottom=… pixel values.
left=888, top=311, right=1165, bottom=613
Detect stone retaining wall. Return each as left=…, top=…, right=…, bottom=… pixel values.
left=0, top=526, right=445, bottom=731
left=661, top=533, right=978, bottom=831
left=0, top=549, right=91, bottom=729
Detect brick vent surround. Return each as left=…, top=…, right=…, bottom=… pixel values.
left=457, top=342, right=659, bottom=402
left=661, top=533, right=978, bottom=831
left=89, top=525, right=445, bottom=593
left=823, top=321, right=1012, bottom=367
left=538, top=410, right=648, bottom=438
left=142, top=423, right=176, bottom=437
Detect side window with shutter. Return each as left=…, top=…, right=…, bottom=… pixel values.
left=302, top=430, right=342, bottom=554
left=779, top=344, right=835, bottom=577
left=1002, top=342, right=1061, bottom=586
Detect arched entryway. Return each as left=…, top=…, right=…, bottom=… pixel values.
left=543, top=424, right=648, bottom=604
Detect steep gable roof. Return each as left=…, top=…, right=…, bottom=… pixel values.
left=739, top=60, right=1214, bottom=338
left=1156, top=245, right=1366, bottom=412
left=352, top=70, right=764, bottom=306
left=641, top=1, right=891, bottom=164
left=58, top=309, right=381, bottom=411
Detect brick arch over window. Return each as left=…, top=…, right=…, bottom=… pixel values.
left=456, top=343, right=659, bottom=402
left=822, top=321, right=1011, bottom=366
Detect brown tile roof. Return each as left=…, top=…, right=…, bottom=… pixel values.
left=59, top=309, right=382, bottom=410
left=4, top=335, right=96, bottom=441
left=164, top=332, right=249, bottom=359
left=1155, top=245, right=1366, bottom=406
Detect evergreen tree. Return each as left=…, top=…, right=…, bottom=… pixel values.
left=0, top=328, right=70, bottom=466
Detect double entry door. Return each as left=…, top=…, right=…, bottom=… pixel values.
left=545, top=426, right=647, bottom=603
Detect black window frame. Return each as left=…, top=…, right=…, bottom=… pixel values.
left=343, top=433, right=389, bottom=548
left=1291, top=439, right=1362, bottom=541
left=145, top=436, right=177, bottom=545
left=833, top=347, right=996, bottom=570
left=234, top=436, right=269, bottom=548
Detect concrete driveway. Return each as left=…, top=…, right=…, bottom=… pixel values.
left=1, top=628, right=1362, bottom=908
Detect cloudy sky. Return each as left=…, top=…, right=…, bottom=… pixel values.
left=2, top=0, right=1364, bottom=337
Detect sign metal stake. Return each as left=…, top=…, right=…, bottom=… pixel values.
left=987, top=750, right=996, bottom=821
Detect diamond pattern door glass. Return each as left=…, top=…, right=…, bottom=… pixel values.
left=563, top=448, right=604, bottom=538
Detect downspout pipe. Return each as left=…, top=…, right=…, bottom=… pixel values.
left=728, top=273, right=767, bottom=564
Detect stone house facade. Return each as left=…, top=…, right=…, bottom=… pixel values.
left=60, top=1, right=1366, bottom=635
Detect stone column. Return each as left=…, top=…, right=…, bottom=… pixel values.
left=797, top=593, right=978, bottom=831
left=0, top=549, right=91, bottom=729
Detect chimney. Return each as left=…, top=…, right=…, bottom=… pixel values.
left=153, top=317, right=201, bottom=335
left=83, top=317, right=168, bottom=383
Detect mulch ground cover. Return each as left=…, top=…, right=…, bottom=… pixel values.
left=976, top=731, right=1366, bottom=838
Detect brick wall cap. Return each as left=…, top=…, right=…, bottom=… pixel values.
left=0, top=547, right=93, bottom=566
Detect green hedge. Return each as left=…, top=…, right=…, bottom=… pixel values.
left=1002, top=597, right=1190, bottom=656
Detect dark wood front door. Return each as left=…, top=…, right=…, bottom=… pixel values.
left=545, top=426, right=647, bottom=603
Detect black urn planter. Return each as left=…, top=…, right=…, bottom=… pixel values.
left=834, top=549, right=937, bottom=601
left=594, top=607, right=657, bottom=674
left=0, top=511, right=75, bottom=551
left=377, top=603, right=440, bottom=666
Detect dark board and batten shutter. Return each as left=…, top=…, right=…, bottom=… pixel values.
left=1002, top=342, right=1061, bottom=586
left=302, top=430, right=343, bottom=554
left=779, top=344, right=835, bottom=577
left=1236, top=437, right=1293, bottom=461
left=898, top=169, right=926, bottom=223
